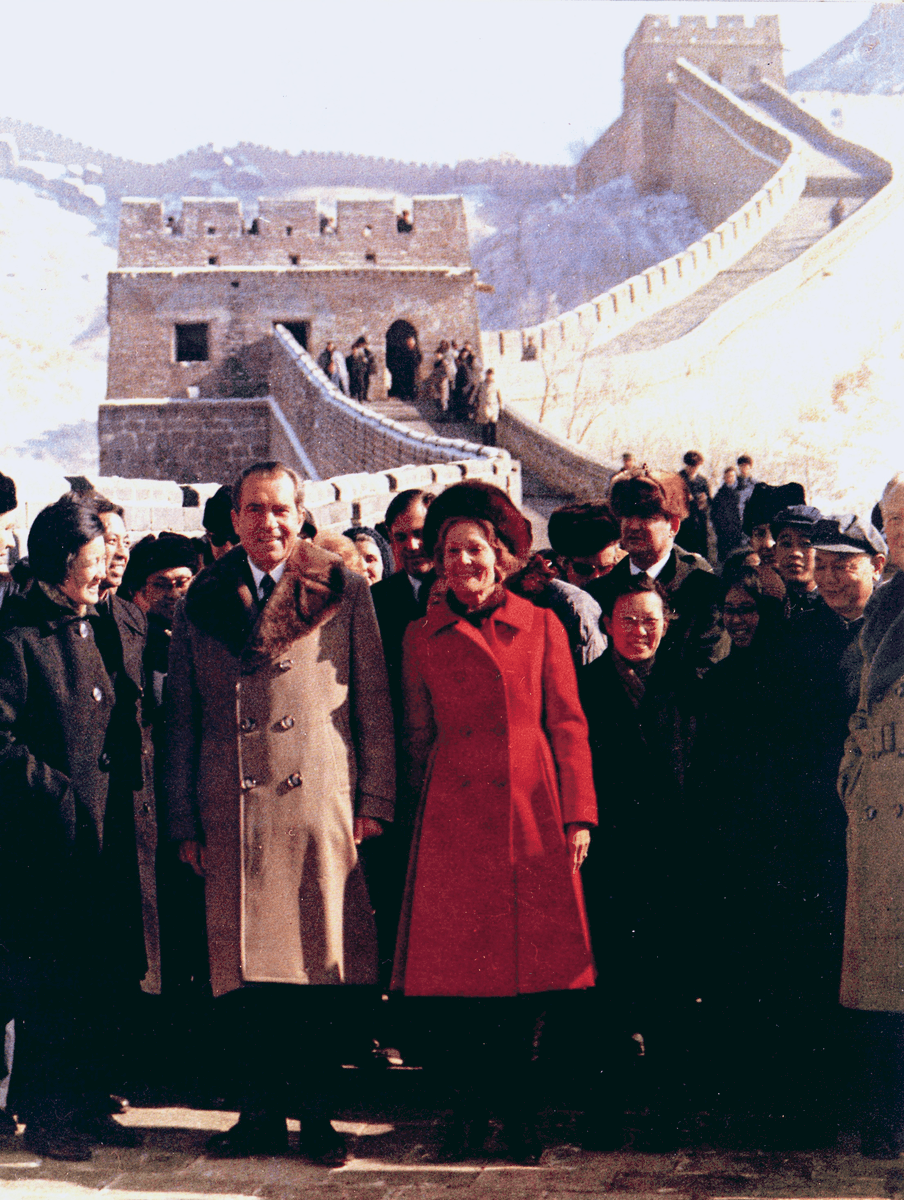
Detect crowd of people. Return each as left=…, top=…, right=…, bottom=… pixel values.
left=0, top=453, right=903, bottom=1167
left=316, top=336, right=500, bottom=443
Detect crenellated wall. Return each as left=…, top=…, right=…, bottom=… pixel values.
left=117, top=195, right=471, bottom=269
left=483, top=60, right=803, bottom=374
left=9, top=458, right=521, bottom=554
left=99, top=325, right=520, bottom=505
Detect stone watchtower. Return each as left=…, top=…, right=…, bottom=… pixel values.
left=578, top=14, right=785, bottom=194
left=106, top=195, right=481, bottom=401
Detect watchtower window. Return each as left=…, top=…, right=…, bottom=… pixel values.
left=285, top=226, right=293, bottom=236
left=175, top=323, right=209, bottom=363
left=365, top=251, right=377, bottom=263
left=289, top=255, right=299, bottom=265
left=208, top=256, right=219, bottom=265
left=207, top=226, right=216, bottom=235
left=275, top=321, right=310, bottom=350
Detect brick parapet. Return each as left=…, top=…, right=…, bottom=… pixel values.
left=117, top=195, right=472, bottom=270
left=270, top=324, right=516, bottom=490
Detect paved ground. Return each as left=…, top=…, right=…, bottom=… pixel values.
left=368, top=395, right=571, bottom=545
left=0, top=1101, right=902, bottom=1200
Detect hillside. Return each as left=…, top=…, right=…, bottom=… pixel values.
left=788, top=3, right=904, bottom=94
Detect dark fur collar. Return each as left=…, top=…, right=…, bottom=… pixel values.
left=184, top=540, right=346, bottom=663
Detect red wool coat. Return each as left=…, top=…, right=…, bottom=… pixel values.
left=394, top=590, right=597, bottom=997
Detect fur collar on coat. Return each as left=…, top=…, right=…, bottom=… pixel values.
left=184, top=539, right=346, bottom=665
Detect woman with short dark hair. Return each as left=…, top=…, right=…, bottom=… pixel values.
left=0, top=496, right=158, bottom=1161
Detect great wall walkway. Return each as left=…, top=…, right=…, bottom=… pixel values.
left=598, top=106, right=882, bottom=358
left=370, top=395, right=571, bottom=544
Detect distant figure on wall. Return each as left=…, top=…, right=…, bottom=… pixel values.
left=347, top=336, right=376, bottom=404
left=387, top=334, right=422, bottom=401
left=521, top=337, right=538, bottom=361
left=396, top=210, right=413, bottom=233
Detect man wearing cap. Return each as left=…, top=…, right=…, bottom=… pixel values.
left=0, top=472, right=20, bottom=612
left=771, top=504, right=825, bottom=616
left=165, top=460, right=395, bottom=1164
left=762, top=515, right=887, bottom=1140
left=588, top=469, right=728, bottom=674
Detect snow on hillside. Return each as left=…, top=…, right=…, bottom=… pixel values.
left=469, top=178, right=706, bottom=330
left=0, top=177, right=113, bottom=478
left=788, top=3, right=904, bottom=95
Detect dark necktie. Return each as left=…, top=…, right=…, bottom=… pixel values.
left=259, top=574, right=275, bottom=605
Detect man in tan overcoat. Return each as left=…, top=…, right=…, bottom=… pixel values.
left=165, top=461, right=395, bottom=1164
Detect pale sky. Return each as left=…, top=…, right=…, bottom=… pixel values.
left=1, top=1, right=875, bottom=165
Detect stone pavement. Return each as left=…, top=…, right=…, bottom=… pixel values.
left=0, top=1102, right=902, bottom=1200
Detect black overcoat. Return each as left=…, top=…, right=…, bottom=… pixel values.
left=0, top=583, right=159, bottom=990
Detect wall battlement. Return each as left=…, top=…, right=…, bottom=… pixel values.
left=629, top=13, right=780, bottom=45
left=118, top=195, right=471, bottom=270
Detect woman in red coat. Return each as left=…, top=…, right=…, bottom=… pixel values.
left=393, top=482, right=597, bottom=1161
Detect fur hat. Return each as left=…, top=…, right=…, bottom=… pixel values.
left=0, top=472, right=16, bottom=516
left=609, top=470, right=690, bottom=523
left=742, top=482, right=805, bottom=536
left=423, top=481, right=532, bottom=561
left=547, top=502, right=620, bottom=557
left=122, top=533, right=198, bottom=595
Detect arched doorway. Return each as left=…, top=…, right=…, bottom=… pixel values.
left=385, top=319, right=421, bottom=400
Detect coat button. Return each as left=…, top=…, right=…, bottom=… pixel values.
left=242, top=777, right=258, bottom=791
left=97, top=752, right=111, bottom=770
left=239, top=717, right=257, bottom=733
left=494, top=779, right=506, bottom=789
left=142, top=802, right=151, bottom=814
left=78, top=622, right=90, bottom=639
left=278, top=659, right=294, bottom=672
left=461, top=727, right=472, bottom=738
left=92, top=686, right=103, bottom=702
left=279, top=716, right=295, bottom=730
left=286, top=772, right=302, bottom=789
left=865, top=807, right=878, bottom=820
left=896, top=805, right=904, bottom=819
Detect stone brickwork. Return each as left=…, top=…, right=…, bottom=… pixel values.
left=106, top=265, right=481, bottom=403
left=99, top=326, right=517, bottom=503
left=99, top=399, right=276, bottom=484
left=107, top=195, right=481, bottom=404
left=577, top=13, right=784, bottom=196
left=483, top=61, right=803, bottom=373
left=117, top=196, right=471, bottom=270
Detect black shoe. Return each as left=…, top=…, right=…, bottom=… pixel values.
left=23, top=1120, right=92, bottom=1162
left=298, top=1117, right=347, bottom=1167
left=0, top=1107, right=17, bottom=1139
left=74, top=1112, right=143, bottom=1148
left=206, top=1113, right=287, bottom=1158
left=504, top=1121, right=544, bottom=1165
left=437, top=1113, right=490, bottom=1162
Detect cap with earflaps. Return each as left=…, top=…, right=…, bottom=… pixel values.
left=609, top=469, right=690, bottom=523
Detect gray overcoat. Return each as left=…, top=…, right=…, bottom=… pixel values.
left=165, top=540, right=395, bottom=998
left=839, top=571, right=904, bottom=1012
